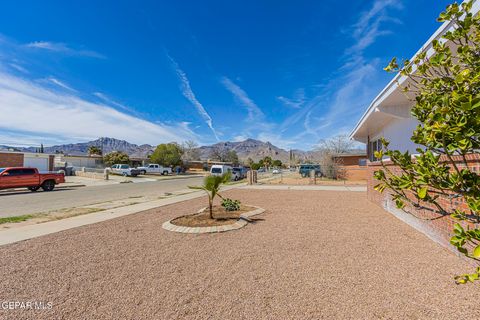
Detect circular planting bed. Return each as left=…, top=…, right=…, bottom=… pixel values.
left=162, top=205, right=265, bottom=234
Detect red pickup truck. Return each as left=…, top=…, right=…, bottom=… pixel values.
left=0, top=167, right=65, bottom=191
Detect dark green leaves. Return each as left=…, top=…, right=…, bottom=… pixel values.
left=375, top=0, right=480, bottom=285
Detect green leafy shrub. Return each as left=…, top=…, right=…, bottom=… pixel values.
left=376, top=0, right=480, bottom=284
left=103, top=151, right=129, bottom=166
left=221, top=198, right=241, bottom=211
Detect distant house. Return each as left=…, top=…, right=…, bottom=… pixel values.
left=129, top=150, right=153, bottom=167
left=55, top=154, right=104, bottom=169
left=331, top=153, right=367, bottom=166
left=331, top=153, right=367, bottom=181
left=0, top=151, right=55, bottom=171
left=185, top=160, right=234, bottom=172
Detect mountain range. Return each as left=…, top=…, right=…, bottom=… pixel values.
left=0, top=137, right=361, bottom=162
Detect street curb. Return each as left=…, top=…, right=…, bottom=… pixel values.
left=57, top=184, right=86, bottom=189
left=138, top=174, right=206, bottom=182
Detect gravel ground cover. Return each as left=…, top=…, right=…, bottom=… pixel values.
left=266, top=175, right=366, bottom=186
left=0, top=190, right=478, bottom=319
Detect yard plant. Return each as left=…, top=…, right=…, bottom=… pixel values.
left=103, top=151, right=129, bottom=166
left=189, top=173, right=231, bottom=219
left=375, top=1, right=480, bottom=284
left=221, top=198, right=241, bottom=211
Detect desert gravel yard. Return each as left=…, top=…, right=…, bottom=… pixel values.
left=0, top=190, right=479, bottom=319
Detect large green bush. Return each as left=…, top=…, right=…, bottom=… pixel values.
left=103, top=151, right=129, bottom=166
left=150, top=143, right=183, bottom=167
left=375, top=1, right=480, bottom=284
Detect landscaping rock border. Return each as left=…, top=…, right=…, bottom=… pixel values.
left=162, top=206, right=265, bottom=234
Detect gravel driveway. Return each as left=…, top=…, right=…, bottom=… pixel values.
left=0, top=190, right=478, bottom=319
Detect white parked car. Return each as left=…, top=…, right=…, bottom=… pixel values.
left=272, top=169, right=280, bottom=174
left=136, top=164, right=172, bottom=175
left=210, top=165, right=234, bottom=180
left=110, top=164, right=141, bottom=177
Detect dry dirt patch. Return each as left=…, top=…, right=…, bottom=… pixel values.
left=171, top=205, right=256, bottom=227
left=0, top=207, right=104, bottom=229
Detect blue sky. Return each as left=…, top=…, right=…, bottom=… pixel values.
left=0, top=0, right=449, bottom=149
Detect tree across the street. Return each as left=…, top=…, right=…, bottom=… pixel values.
left=103, top=151, right=129, bottom=166
left=150, top=143, right=183, bottom=167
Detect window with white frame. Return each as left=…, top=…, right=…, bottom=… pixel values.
left=368, top=138, right=383, bottom=162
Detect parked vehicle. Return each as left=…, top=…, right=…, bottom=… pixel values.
left=109, top=164, right=141, bottom=177
left=257, top=167, right=266, bottom=173
left=0, top=167, right=65, bottom=191
left=232, top=167, right=247, bottom=180
left=210, top=165, right=233, bottom=179
left=136, top=164, right=172, bottom=175
left=272, top=169, right=280, bottom=174
left=299, top=164, right=322, bottom=177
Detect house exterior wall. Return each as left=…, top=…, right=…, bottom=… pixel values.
left=332, top=155, right=368, bottom=181
left=0, top=152, right=24, bottom=167
left=369, top=117, right=420, bottom=154
left=0, top=152, right=55, bottom=170
left=367, top=155, right=480, bottom=253
left=23, top=153, right=52, bottom=171
left=343, top=165, right=367, bottom=181
left=63, top=156, right=103, bottom=168
left=332, top=155, right=366, bottom=166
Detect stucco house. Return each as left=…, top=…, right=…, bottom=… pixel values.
left=349, top=0, right=480, bottom=249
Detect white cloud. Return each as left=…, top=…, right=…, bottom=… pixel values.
left=167, top=54, right=219, bottom=141
left=346, top=0, right=402, bottom=55
left=93, top=92, right=133, bottom=113
left=0, top=71, right=197, bottom=146
left=277, top=88, right=305, bottom=109
left=280, top=0, right=402, bottom=144
left=9, top=63, right=29, bottom=74
left=221, top=77, right=264, bottom=120
left=25, top=41, right=105, bottom=59
left=232, top=135, right=248, bottom=142
left=46, top=77, right=77, bottom=92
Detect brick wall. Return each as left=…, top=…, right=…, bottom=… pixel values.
left=333, top=155, right=367, bottom=166
left=0, top=152, right=24, bottom=168
left=367, top=155, right=480, bottom=252
left=342, top=165, right=367, bottom=181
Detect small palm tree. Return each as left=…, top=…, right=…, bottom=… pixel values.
left=189, top=173, right=231, bottom=219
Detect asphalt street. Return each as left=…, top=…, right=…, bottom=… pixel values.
left=0, top=176, right=204, bottom=218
